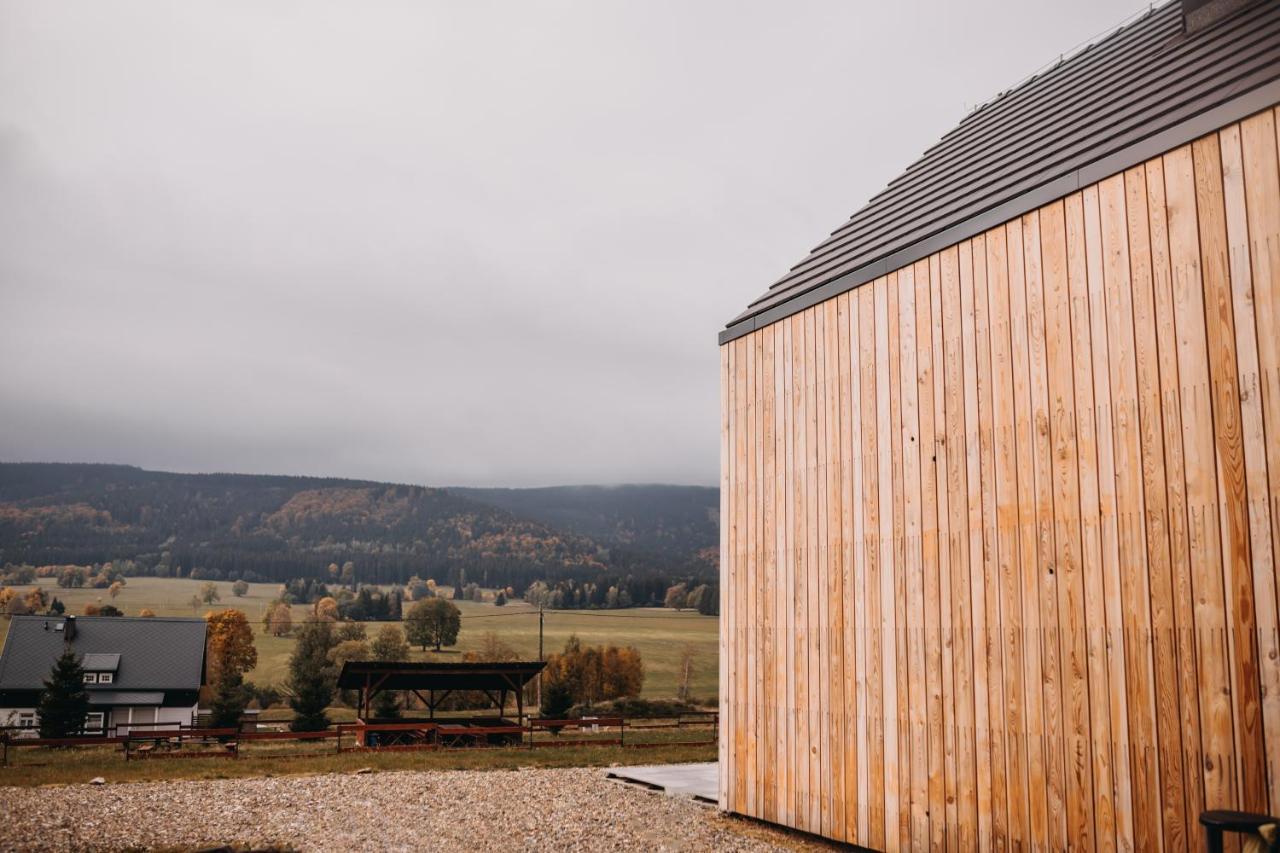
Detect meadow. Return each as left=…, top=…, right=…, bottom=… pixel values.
left=0, top=732, right=716, bottom=787
left=0, top=576, right=720, bottom=699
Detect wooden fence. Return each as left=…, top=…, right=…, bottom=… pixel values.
left=0, top=713, right=717, bottom=765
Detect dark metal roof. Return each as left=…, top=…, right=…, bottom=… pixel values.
left=337, top=660, right=546, bottom=692
left=0, top=616, right=207, bottom=692
left=722, top=0, right=1280, bottom=343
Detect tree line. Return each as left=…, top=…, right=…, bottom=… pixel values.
left=0, top=464, right=720, bottom=594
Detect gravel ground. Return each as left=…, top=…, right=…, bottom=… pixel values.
left=0, top=767, right=828, bottom=852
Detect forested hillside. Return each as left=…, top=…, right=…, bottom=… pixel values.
left=452, top=485, right=718, bottom=574
left=0, top=464, right=718, bottom=593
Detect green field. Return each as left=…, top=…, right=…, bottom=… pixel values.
left=0, top=577, right=720, bottom=699
left=0, top=735, right=716, bottom=787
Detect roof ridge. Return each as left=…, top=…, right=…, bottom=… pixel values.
left=806, top=3, right=1183, bottom=265
left=9, top=614, right=207, bottom=622
left=962, top=1, right=1164, bottom=122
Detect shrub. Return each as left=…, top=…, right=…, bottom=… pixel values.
left=567, top=697, right=696, bottom=719
left=199, top=582, right=220, bottom=604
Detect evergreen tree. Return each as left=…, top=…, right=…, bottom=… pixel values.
left=287, top=618, right=335, bottom=732
left=209, top=670, right=250, bottom=729
left=540, top=678, right=574, bottom=719
left=37, top=650, right=90, bottom=738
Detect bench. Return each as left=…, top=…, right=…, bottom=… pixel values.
left=1201, top=811, right=1279, bottom=853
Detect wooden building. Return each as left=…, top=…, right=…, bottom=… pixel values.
left=717, top=0, right=1280, bottom=848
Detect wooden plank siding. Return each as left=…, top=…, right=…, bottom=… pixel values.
left=720, top=107, right=1280, bottom=850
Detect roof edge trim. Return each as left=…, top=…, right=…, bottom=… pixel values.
left=718, top=77, right=1280, bottom=346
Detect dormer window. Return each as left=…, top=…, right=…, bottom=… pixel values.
left=98, top=672, right=113, bottom=684
left=83, top=672, right=97, bottom=684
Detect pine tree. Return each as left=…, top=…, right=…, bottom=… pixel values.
left=540, top=678, right=574, bottom=719
left=37, top=650, right=90, bottom=738
left=288, top=619, right=335, bottom=732
left=209, top=670, right=250, bottom=729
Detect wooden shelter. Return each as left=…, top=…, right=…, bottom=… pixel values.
left=718, top=1, right=1280, bottom=849
left=336, top=660, right=545, bottom=723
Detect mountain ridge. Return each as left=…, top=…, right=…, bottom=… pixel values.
left=0, top=463, right=718, bottom=590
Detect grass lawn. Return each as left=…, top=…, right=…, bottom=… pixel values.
left=1, top=577, right=720, bottom=698
left=0, top=736, right=716, bottom=787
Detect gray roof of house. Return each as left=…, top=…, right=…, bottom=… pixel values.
left=0, top=616, right=206, bottom=692
left=723, top=0, right=1280, bottom=341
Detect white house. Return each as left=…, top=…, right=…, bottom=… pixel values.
left=0, top=614, right=207, bottom=736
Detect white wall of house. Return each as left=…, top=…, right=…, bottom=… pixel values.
left=112, top=704, right=195, bottom=735
left=0, top=707, right=38, bottom=736
left=0, top=704, right=196, bottom=737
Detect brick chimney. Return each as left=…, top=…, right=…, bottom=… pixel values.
left=1182, top=0, right=1260, bottom=33
left=63, top=614, right=77, bottom=641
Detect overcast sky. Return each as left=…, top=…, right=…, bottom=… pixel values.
left=1, top=0, right=1139, bottom=487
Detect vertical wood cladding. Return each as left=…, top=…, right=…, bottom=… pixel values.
left=720, top=107, right=1280, bottom=850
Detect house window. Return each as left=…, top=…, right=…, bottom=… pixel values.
left=83, top=673, right=97, bottom=684
left=17, top=712, right=35, bottom=729
left=98, top=673, right=113, bottom=684
left=84, top=712, right=105, bottom=733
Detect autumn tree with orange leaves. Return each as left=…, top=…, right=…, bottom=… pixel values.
left=314, top=597, right=339, bottom=622
left=543, top=635, right=644, bottom=707
left=264, top=601, right=292, bottom=636
left=205, top=609, right=258, bottom=729
left=205, top=609, right=258, bottom=683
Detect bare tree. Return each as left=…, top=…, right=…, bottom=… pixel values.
left=677, top=644, right=696, bottom=703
